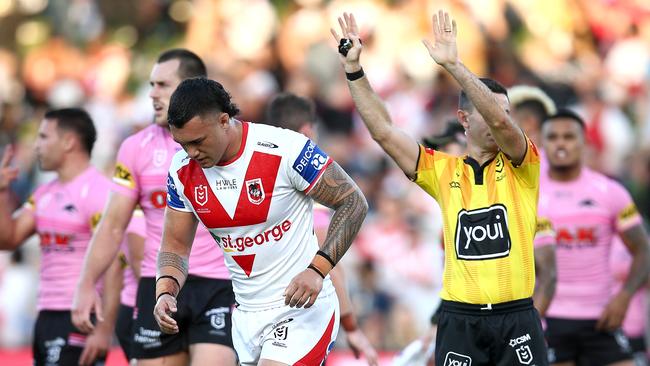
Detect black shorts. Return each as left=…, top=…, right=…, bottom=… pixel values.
left=131, top=275, right=235, bottom=359
left=33, top=310, right=105, bottom=366
left=435, top=298, right=548, bottom=366
left=546, top=317, right=633, bottom=365
left=115, top=304, right=134, bottom=360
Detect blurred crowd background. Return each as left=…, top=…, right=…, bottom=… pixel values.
left=0, top=0, right=649, bottom=355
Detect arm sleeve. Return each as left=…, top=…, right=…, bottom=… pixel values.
left=166, top=170, right=193, bottom=213
left=112, top=138, right=140, bottom=199
left=509, top=136, right=541, bottom=188
left=608, top=180, right=643, bottom=233
left=285, top=133, right=332, bottom=194
left=534, top=216, right=555, bottom=248
left=413, top=145, right=443, bottom=200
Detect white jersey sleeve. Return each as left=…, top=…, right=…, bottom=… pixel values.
left=283, top=131, right=332, bottom=194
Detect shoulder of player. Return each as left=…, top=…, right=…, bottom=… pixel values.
left=119, top=124, right=162, bottom=151
left=168, top=148, right=190, bottom=170
left=247, top=122, right=304, bottom=152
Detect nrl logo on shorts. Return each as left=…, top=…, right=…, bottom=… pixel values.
left=273, top=325, right=288, bottom=341
left=515, top=345, right=533, bottom=365
left=205, top=307, right=230, bottom=330
left=195, top=184, right=209, bottom=206
left=153, top=149, right=168, bottom=167
left=246, top=178, right=264, bottom=205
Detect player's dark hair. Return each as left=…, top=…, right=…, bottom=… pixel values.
left=514, top=100, right=548, bottom=124
left=168, top=77, right=240, bottom=128
left=157, top=49, right=207, bottom=79
left=44, top=108, right=96, bottom=155
left=543, top=108, right=586, bottom=130
left=459, top=78, right=508, bottom=111
left=265, top=93, right=316, bottom=131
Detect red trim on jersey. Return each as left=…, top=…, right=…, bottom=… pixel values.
left=177, top=151, right=281, bottom=228
left=304, top=158, right=332, bottom=195
left=294, top=312, right=336, bottom=366
left=218, top=121, right=249, bottom=167
left=232, top=254, right=256, bottom=277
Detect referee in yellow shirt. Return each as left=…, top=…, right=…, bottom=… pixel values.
left=333, top=10, right=547, bottom=366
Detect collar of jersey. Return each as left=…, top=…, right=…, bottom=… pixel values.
left=217, top=121, right=249, bottom=167
left=463, top=155, right=496, bottom=185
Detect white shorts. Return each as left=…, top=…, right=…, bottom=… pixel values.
left=233, top=292, right=339, bottom=366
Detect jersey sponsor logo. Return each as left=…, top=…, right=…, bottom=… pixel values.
left=555, top=226, right=596, bottom=248
left=449, top=181, right=461, bottom=189
left=509, top=333, right=531, bottom=347
left=39, top=232, right=73, bottom=252
left=150, top=190, right=167, bottom=209
left=257, top=141, right=279, bottom=149
left=444, top=352, right=472, bottom=366
left=212, top=219, right=292, bottom=253
left=292, top=140, right=329, bottom=184
left=454, top=204, right=511, bottom=260
left=619, top=204, right=639, bottom=222
left=515, top=345, right=533, bottom=365
left=90, top=212, right=102, bottom=230
left=246, top=178, right=264, bottom=205
left=63, top=204, right=77, bottom=213
left=166, top=173, right=185, bottom=210
left=578, top=198, right=596, bottom=207
left=215, top=178, right=238, bottom=191
left=114, top=163, right=135, bottom=188
left=535, top=218, right=553, bottom=235
left=152, top=149, right=168, bottom=168
left=195, top=184, right=209, bottom=206
left=177, top=151, right=281, bottom=228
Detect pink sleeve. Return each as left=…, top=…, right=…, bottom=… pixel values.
left=607, top=180, right=642, bottom=233
left=111, top=138, right=140, bottom=199
left=534, top=216, right=555, bottom=248
left=313, top=204, right=331, bottom=231
left=22, top=186, right=45, bottom=211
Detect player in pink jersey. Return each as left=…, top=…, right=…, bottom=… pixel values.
left=114, top=209, right=145, bottom=362
left=156, top=78, right=367, bottom=366
left=509, top=85, right=559, bottom=316
left=265, top=92, right=379, bottom=365
left=536, top=109, right=650, bottom=366
left=0, top=108, right=122, bottom=366
left=72, top=50, right=237, bottom=365
left=610, top=236, right=649, bottom=365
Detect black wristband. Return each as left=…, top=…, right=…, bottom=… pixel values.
left=156, top=275, right=180, bottom=289
left=346, top=68, right=364, bottom=81
left=156, top=291, right=174, bottom=302
left=316, top=250, right=336, bottom=268
left=307, top=264, right=325, bottom=279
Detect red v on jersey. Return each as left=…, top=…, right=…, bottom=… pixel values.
left=177, top=152, right=282, bottom=228
left=232, top=254, right=256, bottom=277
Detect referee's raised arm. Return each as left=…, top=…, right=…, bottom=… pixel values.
left=422, top=10, right=527, bottom=165
left=331, top=13, right=420, bottom=180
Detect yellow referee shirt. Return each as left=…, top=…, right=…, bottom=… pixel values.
left=415, top=138, right=540, bottom=304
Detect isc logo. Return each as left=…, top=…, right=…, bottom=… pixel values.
left=455, top=204, right=511, bottom=260
left=444, top=352, right=472, bottom=366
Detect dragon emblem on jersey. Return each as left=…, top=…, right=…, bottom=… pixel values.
left=195, top=184, right=209, bottom=206
left=246, top=178, right=265, bottom=205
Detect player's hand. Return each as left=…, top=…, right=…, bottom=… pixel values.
left=72, top=282, right=104, bottom=334
left=346, top=328, right=379, bottom=366
left=154, top=294, right=179, bottom=334
left=596, top=290, right=632, bottom=331
left=284, top=268, right=323, bottom=308
left=330, top=12, right=363, bottom=73
left=0, top=145, right=19, bottom=192
left=422, top=10, right=459, bottom=68
left=78, top=324, right=111, bottom=366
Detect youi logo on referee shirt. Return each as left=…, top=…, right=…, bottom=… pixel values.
left=444, top=352, right=472, bottom=366
left=455, top=204, right=511, bottom=260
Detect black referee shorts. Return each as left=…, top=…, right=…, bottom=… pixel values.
left=435, top=298, right=548, bottom=366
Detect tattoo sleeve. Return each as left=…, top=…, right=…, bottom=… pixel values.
left=308, top=162, right=368, bottom=265
left=157, top=251, right=189, bottom=279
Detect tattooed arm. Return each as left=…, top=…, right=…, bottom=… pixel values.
left=154, top=207, right=197, bottom=334
left=308, top=162, right=368, bottom=268
left=283, top=162, right=368, bottom=309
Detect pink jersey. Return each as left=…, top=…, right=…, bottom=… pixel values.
left=167, top=122, right=335, bottom=310
left=112, top=124, right=229, bottom=279
left=24, top=167, right=111, bottom=311
left=536, top=168, right=642, bottom=319
left=119, top=210, right=146, bottom=307
left=610, top=236, right=647, bottom=337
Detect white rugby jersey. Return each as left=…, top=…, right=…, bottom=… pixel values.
left=167, top=121, right=335, bottom=310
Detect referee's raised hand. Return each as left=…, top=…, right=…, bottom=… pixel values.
left=422, top=10, right=459, bottom=68
left=330, top=12, right=363, bottom=72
